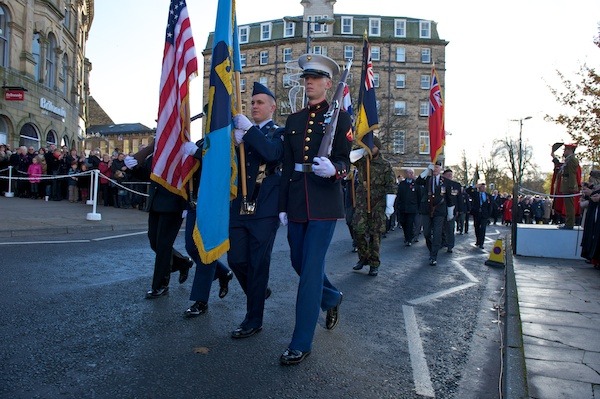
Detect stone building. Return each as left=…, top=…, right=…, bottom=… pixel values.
left=0, top=0, right=93, bottom=151
left=202, top=0, right=447, bottom=169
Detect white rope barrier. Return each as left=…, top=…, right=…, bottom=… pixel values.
left=519, top=187, right=581, bottom=198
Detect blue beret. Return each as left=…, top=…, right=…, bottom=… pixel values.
left=252, top=82, right=275, bottom=99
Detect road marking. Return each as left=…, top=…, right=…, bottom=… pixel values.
left=403, top=305, right=435, bottom=398
left=408, top=282, right=477, bottom=305
left=452, top=260, right=479, bottom=283
left=0, top=239, right=90, bottom=245
left=92, top=231, right=148, bottom=241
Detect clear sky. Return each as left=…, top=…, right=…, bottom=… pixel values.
left=86, top=0, right=600, bottom=172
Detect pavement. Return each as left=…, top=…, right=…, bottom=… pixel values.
left=2, top=194, right=600, bottom=398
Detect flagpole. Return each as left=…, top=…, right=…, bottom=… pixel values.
left=235, top=71, right=252, bottom=214
left=366, top=156, right=371, bottom=213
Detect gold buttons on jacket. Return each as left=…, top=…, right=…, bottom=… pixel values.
left=304, top=146, right=309, bottom=151
left=304, top=155, right=309, bottom=161
left=309, top=121, right=314, bottom=125
left=307, top=129, right=312, bottom=134
left=310, top=113, right=316, bottom=117
left=305, top=137, right=310, bottom=142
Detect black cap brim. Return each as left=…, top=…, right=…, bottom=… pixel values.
left=300, top=69, right=330, bottom=79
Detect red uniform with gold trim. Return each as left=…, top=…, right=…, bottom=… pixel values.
left=279, top=99, right=353, bottom=221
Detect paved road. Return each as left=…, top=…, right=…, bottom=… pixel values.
left=0, top=213, right=506, bottom=398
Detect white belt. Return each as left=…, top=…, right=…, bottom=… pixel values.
left=294, top=163, right=313, bottom=173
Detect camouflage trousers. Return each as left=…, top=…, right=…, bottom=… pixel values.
left=355, top=232, right=381, bottom=267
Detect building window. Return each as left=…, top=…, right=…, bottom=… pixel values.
left=312, top=46, right=327, bottom=56
left=0, top=117, right=7, bottom=145
left=45, top=33, right=57, bottom=88
left=394, top=101, right=406, bottom=116
left=396, top=47, right=406, bottom=62
left=420, top=20, right=431, bottom=38
left=46, top=130, right=57, bottom=146
left=395, top=74, right=406, bottom=89
left=373, top=73, right=380, bottom=88
left=259, top=76, right=268, bottom=86
left=240, top=78, right=246, bottom=92
left=32, top=32, right=41, bottom=81
left=60, top=55, right=68, bottom=95
left=240, top=53, right=247, bottom=67
left=341, top=16, right=353, bottom=34
left=344, top=45, right=353, bottom=61
left=369, top=18, right=381, bottom=37
left=419, top=101, right=429, bottom=116
left=393, top=130, right=405, bottom=154
left=371, top=46, right=380, bottom=61
left=421, top=48, right=431, bottom=63
left=283, top=74, right=292, bottom=88
left=419, top=131, right=430, bottom=154
left=63, top=3, right=71, bottom=31
left=310, top=15, right=331, bottom=33
left=261, top=23, right=272, bottom=41
left=420, top=74, right=430, bottom=89
left=239, top=26, right=249, bottom=44
left=284, top=21, right=294, bottom=38
left=19, top=123, right=40, bottom=149
left=394, top=19, right=406, bottom=37
left=260, top=50, right=269, bottom=65
left=283, top=47, right=292, bottom=62
left=0, top=6, right=9, bottom=67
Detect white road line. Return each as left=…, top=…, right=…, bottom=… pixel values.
left=408, top=282, right=477, bottom=305
left=452, top=260, right=479, bottom=283
left=92, top=231, right=148, bottom=241
left=403, top=305, right=435, bottom=398
left=0, top=240, right=90, bottom=245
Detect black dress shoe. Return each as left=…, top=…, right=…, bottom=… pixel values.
left=326, top=292, right=343, bottom=330
left=218, top=271, right=234, bottom=298
left=231, top=326, right=262, bottom=339
left=353, top=260, right=367, bottom=271
left=177, top=256, right=193, bottom=284
left=429, top=258, right=437, bottom=266
left=368, top=267, right=378, bottom=276
left=280, top=348, right=311, bottom=365
left=184, top=301, right=208, bottom=317
left=145, top=286, right=169, bottom=299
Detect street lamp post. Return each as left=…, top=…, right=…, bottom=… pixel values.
left=510, top=116, right=532, bottom=254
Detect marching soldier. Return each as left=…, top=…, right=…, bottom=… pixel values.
left=350, top=136, right=397, bottom=276
left=278, top=54, right=352, bottom=365
left=228, top=82, right=284, bottom=338
left=396, top=168, right=420, bottom=246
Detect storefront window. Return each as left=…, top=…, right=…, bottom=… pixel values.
left=19, top=123, right=40, bottom=148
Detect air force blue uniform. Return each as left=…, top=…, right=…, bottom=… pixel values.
left=228, top=119, right=284, bottom=330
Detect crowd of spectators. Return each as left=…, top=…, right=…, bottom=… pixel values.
left=0, top=142, right=147, bottom=209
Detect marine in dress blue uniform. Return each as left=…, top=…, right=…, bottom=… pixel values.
left=278, top=54, right=352, bottom=365
left=228, top=83, right=284, bottom=338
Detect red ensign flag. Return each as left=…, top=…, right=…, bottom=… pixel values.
left=428, top=66, right=445, bottom=163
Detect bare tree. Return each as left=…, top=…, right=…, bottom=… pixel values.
left=493, top=137, right=535, bottom=187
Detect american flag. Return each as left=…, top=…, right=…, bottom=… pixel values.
left=151, top=0, right=198, bottom=198
left=428, top=65, right=445, bottom=163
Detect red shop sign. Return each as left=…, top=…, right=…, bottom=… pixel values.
left=5, top=90, right=25, bottom=101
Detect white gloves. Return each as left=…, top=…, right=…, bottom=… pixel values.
left=124, top=155, right=138, bottom=169
left=447, top=206, right=455, bottom=221
left=385, top=194, right=397, bottom=218
left=279, top=212, right=288, bottom=226
left=419, top=167, right=430, bottom=179
left=233, top=114, right=253, bottom=131
left=312, top=157, right=336, bottom=178
left=349, top=148, right=366, bottom=163
left=182, top=141, right=198, bottom=156
left=234, top=128, right=245, bottom=145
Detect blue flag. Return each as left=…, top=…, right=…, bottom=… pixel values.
left=194, top=0, right=239, bottom=263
